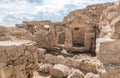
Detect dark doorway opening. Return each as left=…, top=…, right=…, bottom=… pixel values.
left=73, top=43, right=84, bottom=47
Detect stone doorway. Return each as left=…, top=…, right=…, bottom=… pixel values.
left=72, top=27, right=85, bottom=48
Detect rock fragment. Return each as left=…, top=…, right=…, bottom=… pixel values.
left=50, top=64, right=70, bottom=78
left=68, top=69, right=84, bottom=78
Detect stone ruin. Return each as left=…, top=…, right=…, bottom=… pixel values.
left=0, top=0, right=120, bottom=78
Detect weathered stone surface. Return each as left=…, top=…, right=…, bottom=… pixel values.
left=0, top=40, right=25, bottom=62
left=44, top=54, right=57, bottom=64
left=0, top=40, right=37, bottom=78
left=72, top=55, right=101, bottom=73
left=56, top=55, right=66, bottom=64
left=0, top=66, right=14, bottom=78
left=38, top=63, right=53, bottom=73
left=37, top=48, right=46, bottom=63
left=64, top=28, right=73, bottom=49
left=44, top=54, right=65, bottom=64
left=99, top=2, right=120, bottom=39
left=63, top=3, right=113, bottom=52
left=0, top=65, right=27, bottom=78
left=98, top=65, right=120, bottom=78
left=84, top=73, right=100, bottom=78
left=97, top=1, right=120, bottom=78
left=34, top=30, right=55, bottom=48
left=67, top=69, right=84, bottom=78
left=79, top=58, right=100, bottom=73
left=50, top=64, right=70, bottom=78
left=44, top=53, right=101, bottom=73
left=33, top=71, right=51, bottom=78
left=97, top=40, right=120, bottom=64
left=63, top=3, right=113, bottom=51
left=0, top=36, right=14, bottom=41
left=37, top=48, right=46, bottom=58
left=57, top=31, right=65, bottom=44
left=64, top=57, right=80, bottom=69
left=10, top=29, right=34, bottom=40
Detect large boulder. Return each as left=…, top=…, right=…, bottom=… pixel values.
left=64, top=57, right=80, bottom=69
left=44, top=54, right=57, bottom=64
left=50, top=64, right=70, bottom=78
left=38, top=63, right=53, bottom=73
left=98, top=65, right=120, bottom=78
left=79, top=58, right=101, bottom=73
left=97, top=40, right=120, bottom=78
left=72, top=55, right=101, bottom=73
left=97, top=40, right=120, bottom=64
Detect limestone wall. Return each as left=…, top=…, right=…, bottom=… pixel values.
left=63, top=3, right=113, bottom=52
left=63, top=2, right=113, bottom=31
left=97, top=1, right=120, bottom=78
left=0, top=40, right=38, bottom=78
left=34, top=30, right=55, bottom=49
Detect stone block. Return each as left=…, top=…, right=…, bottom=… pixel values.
left=97, top=40, right=120, bottom=64
left=68, top=69, right=84, bottom=78
left=38, top=63, right=53, bottom=73
left=0, top=40, right=37, bottom=78
left=50, top=64, right=70, bottom=78
left=99, top=65, right=120, bottom=78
